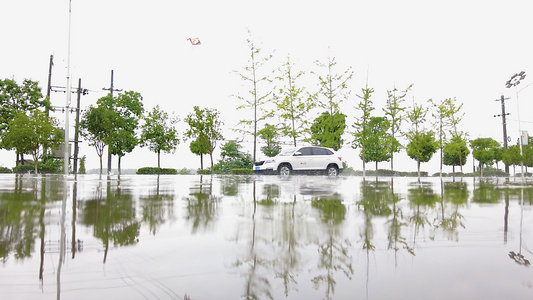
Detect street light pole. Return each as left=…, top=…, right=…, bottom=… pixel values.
left=506, top=71, right=527, bottom=182
left=63, top=0, right=72, bottom=176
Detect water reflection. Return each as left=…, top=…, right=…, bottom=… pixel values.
left=0, top=175, right=532, bottom=300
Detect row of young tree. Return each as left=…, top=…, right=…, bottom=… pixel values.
left=233, top=35, right=533, bottom=177
left=0, top=44, right=529, bottom=176
left=0, top=77, right=228, bottom=175
left=233, top=35, right=473, bottom=177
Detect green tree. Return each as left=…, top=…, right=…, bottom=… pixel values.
left=234, top=30, right=273, bottom=163
left=103, top=91, right=144, bottom=174
left=470, top=137, right=500, bottom=177
left=185, top=106, right=224, bottom=172
left=258, top=123, right=281, bottom=157
left=2, top=110, right=63, bottom=174
left=214, top=141, right=252, bottom=173
left=140, top=105, right=180, bottom=169
left=275, top=56, right=314, bottom=146
left=501, top=144, right=521, bottom=176
left=313, top=56, right=353, bottom=116
left=383, top=84, right=412, bottom=171
left=443, top=134, right=470, bottom=173
left=361, top=117, right=392, bottom=170
left=309, top=111, right=346, bottom=151
left=189, top=133, right=211, bottom=170
left=79, top=155, right=87, bottom=174
left=406, top=102, right=438, bottom=179
left=406, top=131, right=439, bottom=179
left=0, top=78, right=51, bottom=165
left=80, top=105, right=115, bottom=175
left=430, top=98, right=465, bottom=175
left=352, top=87, right=375, bottom=177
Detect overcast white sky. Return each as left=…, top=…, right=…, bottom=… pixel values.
left=2, top=0, right=533, bottom=173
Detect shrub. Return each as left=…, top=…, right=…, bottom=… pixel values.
left=136, top=167, right=177, bottom=175
left=13, top=164, right=35, bottom=174
left=0, top=166, right=12, bottom=173
left=197, top=169, right=212, bottom=175
left=231, top=168, right=253, bottom=175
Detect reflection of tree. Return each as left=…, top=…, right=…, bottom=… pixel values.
left=221, top=175, right=253, bottom=197
left=386, top=178, right=414, bottom=264
left=273, top=196, right=302, bottom=296
left=183, top=175, right=219, bottom=233
left=435, top=181, right=468, bottom=241
left=0, top=176, right=40, bottom=262
left=407, top=183, right=439, bottom=247
left=359, top=180, right=393, bottom=250
left=81, top=181, right=139, bottom=263
left=139, top=175, right=175, bottom=235
left=311, top=195, right=353, bottom=300
left=236, top=181, right=273, bottom=300
left=472, top=181, right=500, bottom=203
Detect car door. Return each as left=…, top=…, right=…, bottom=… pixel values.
left=291, top=147, right=314, bottom=170
left=309, top=147, right=326, bottom=169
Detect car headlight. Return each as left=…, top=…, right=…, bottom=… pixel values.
left=264, top=159, right=275, bottom=164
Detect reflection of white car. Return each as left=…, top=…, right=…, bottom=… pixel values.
left=253, top=146, right=343, bottom=176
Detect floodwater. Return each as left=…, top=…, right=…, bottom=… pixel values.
left=0, top=174, right=532, bottom=300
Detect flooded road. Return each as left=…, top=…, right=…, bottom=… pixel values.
left=1, top=174, right=532, bottom=300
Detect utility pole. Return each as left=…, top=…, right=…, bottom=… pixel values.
left=46, top=55, right=53, bottom=116
left=494, top=95, right=510, bottom=173
left=73, top=78, right=88, bottom=177
left=102, top=70, right=122, bottom=175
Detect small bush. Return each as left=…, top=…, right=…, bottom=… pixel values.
left=0, top=166, right=12, bottom=173
left=197, top=169, right=212, bottom=175
left=136, top=167, right=177, bottom=175
left=178, top=168, right=192, bottom=175
left=231, top=168, right=253, bottom=175
left=13, top=165, right=35, bottom=174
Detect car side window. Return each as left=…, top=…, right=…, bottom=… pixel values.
left=298, top=147, right=313, bottom=156
left=312, top=148, right=326, bottom=155
left=312, top=147, right=333, bottom=155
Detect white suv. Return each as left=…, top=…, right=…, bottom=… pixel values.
left=253, top=146, right=343, bottom=176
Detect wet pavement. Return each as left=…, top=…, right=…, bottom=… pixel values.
left=0, top=174, right=532, bottom=300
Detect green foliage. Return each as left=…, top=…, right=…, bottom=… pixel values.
left=136, top=167, right=177, bottom=175
left=383, top=84, right=412, bottom=170
left=12, top=164, right=35, bottom=173
left=2, top=110, right=63, bottom=174
left=258, top=123, right=281, bottom=157
left=309, top=111, right=346, bottom=151
left=140, top=105, right=179, bottom=168
left=234, top=30, right=274, bottom=162
left=311, top=196, right=346, bottom=224
left=360, top=117, right=392, bottom=168
left=406, top=131, right=439, bottom=163
left=0, top=78, right=50, bottom=139
left=352, top=87, right=374, bottom=175
left=78, top=155, right=87, bottom=174
left=105, top=91, right=144, bottom=158
left=197, top=169, right=212, bottom=175
left=185, top=106, right=224, bottom=171
left=470, top=138, right=500, bottom=170
left=274, top=56, right=314, bottom=146
left=178, top=168, right=192, bottom=175
left=80, top=104, right=113, bottom=173
left=443, top=134, right=470, bottom=169
left=230, top=168, right=253, bottom=175
left=0, top=166, right=11, bottom=173
left=314, top=56, right=353, bottom=116
left=213, top=141, right=253, bottom=174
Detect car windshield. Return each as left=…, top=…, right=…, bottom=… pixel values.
left=278, top=148, right=297, bottom=156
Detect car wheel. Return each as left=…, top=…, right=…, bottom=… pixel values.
left=326, top=165, right=339, bottom=176
left=278, top=164, right=292, bottom=176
